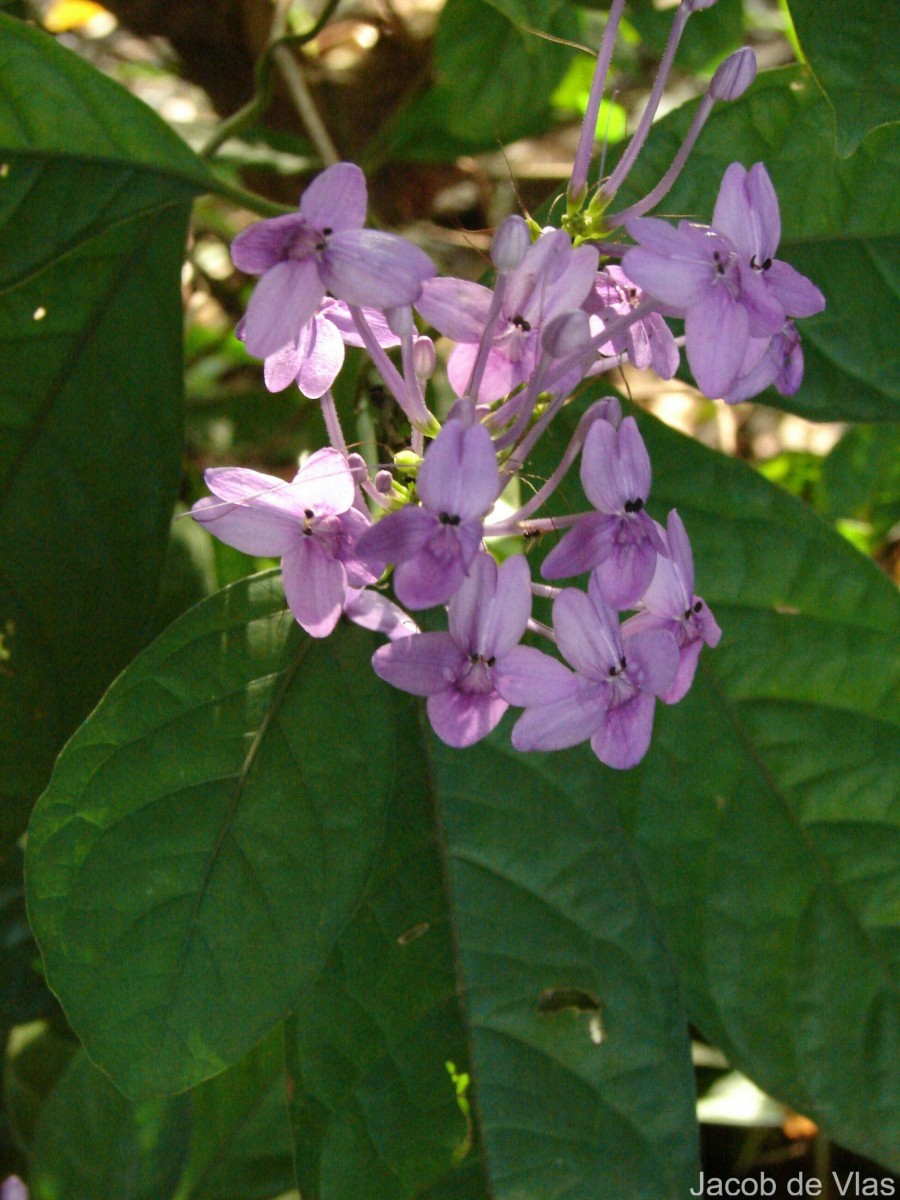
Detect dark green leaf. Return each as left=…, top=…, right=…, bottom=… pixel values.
left=0, top=15, right=216, bottom=847
left=608, top=67, right=900, bottom=421
left=819, top=424, right=900, bottom=546
left=285, top=702, right=476, bottom=1200
left=787, top=0, right=900, bottom=156
left=173, top=1029, right=294, bottom=1200
left=29, top=1051, right=190, bottom=1200
left=285, top=691, right=698, bottom=1198
left=533, top=396, right=900, bottom=1171
left=26, top=575, right=398, bottom=1099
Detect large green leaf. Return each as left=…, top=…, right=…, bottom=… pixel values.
left=787, top=0, right=900, bottom=156
left=429, top=728, right=700, bottom=1199
left=0, top=16, right=215, bottom=849
left=285, top=694, right=699, bottom=1199
left=173, top=1028, right=294, bottom=1200
left=26, top=574, right=398, bottom=1099
left=284, top=698, right=476, bottom=1199
left=608, top=67, right=900, bottom=422
left=29, top=1051, right=190, bottom=1200
left=532, top=395, right=900, bottom=1170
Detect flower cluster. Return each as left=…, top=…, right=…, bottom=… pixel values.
left=193, top=0, right=823, bottom=769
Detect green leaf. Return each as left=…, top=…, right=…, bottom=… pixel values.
left=174, top=1029, right=294, bottom=1200
left=285, top=703, right=476, bottom=1200
left=29, top=1051, right=190, bottom=1200
left=286, top=695, right=699, bottom=1198
left=0, top=15, right=215, bottom=847
left=429, top=728, right=700, bottom=1198
left=819, top=424, right=900, bottom=547
left=534, top=396, right=900, bottom=1170
left=787, top=0, right=900, bottom=156
left=26, top=574, right=398, bottom=1099
left=609, top=67, right=900, bottom=422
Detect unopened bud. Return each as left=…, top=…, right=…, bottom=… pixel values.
left=374, top=469, right=394, bottom=494
left=491, top=215, right=531, bottom=273
left=542, top=310, right=592, bottom=359
left=385, top=304, right=413, bottom=339
left=346, top=452, right=369, bottom=487
left=412, top=335, right=436, bottom=382
left=394, top=449, right=421, bottom=477
left=710, top=47, right=757, bottom=101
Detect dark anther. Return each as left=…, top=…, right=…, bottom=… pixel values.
left=624, top=497, right=644, bottom=514
left=304, top=508, right=315, bottom=519
left=315, top=240, right=327, bottom=252
left=512, top=314, right=531, bottom=332
left=693, top=600, right=703, bottom=613
left=322, top=226, right=333, bottom=236
left=439, top=512, right=461, bottom=526
left=487, top=656, right=496, bottom=667
left=608, top=666, right=618, bottom=677
left=620, top=656, right=627, bottom=671
left=470, top=653, right=479, bottom=664
left=751, top=255, right=772, bottom=271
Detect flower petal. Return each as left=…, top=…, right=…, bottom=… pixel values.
left=356, top=506, right=436, bottom=569
left=297, top=314, right=345, bottom=399
left=191, top=496, right=297, bottom=556
left=415, top=276, right=493, bottom=343
left=427, top=688, right=508, bottom=748
left=590, top=691, right=656, bottom=769
left=372, top=631, right=462, bottom=695
left=511, top=686, right=605, bottom=751
left=290, top=447, right=355, bottom=514
left=418, top=421, right=501, bottom=520
left=685, top=288, right=748, bottom=397
left=231, top=212, right=306, bottom=275
left=541, top=512, right=617, bottom=580
left=299, top=162, right=367, bottom=232
left=281, top=539, right=347, bottom=637
left=494, top=644, right=576, bottom=707
left=344, top=589, right=419, bottom=640
left=553, top=586, right=620, bottom=678
left=321, top=230, right=435, bottom=309
left=240, top=259, right=326, bottom=360
left=621, top=627, right=679, bottom=697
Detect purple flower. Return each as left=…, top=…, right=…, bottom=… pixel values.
left=512, top=575, right=679, bottom=769
left=722, top=320, right=804, bottom=404
left=192, top=449, right=378, bottom=637
left=372, top=553, right=574, bottom=747
left=1, top=1180, right=28, bottom=1200
left=255, top=299, right=399, bottom=398
left=415, top=229, right=599, bottom=402
left=622, top=162, right=823, bottom=398
left=583, top=265, right=680, bottom=379
left=622, top=216, right=782, bottom=397
left=712, top=163, right=825, bottom=322
left=623, top=509, right=721, bottom=702
left=231, top=162, right=435, bottom=360
left=541, top=416, right=666, bottom=609
left=356, top=419, right=502, bottom=609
